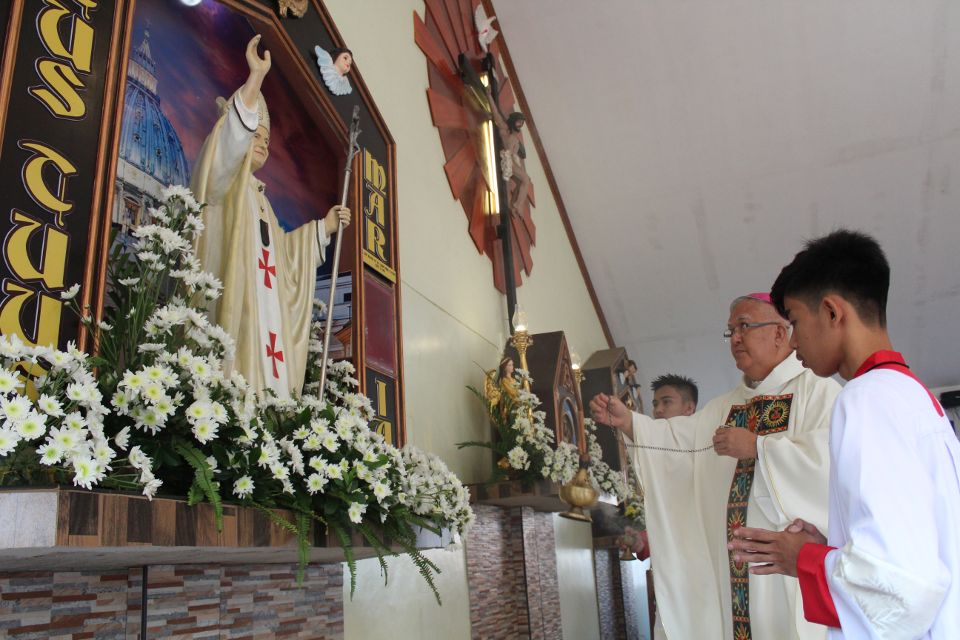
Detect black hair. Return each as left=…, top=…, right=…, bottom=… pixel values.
left=771, top=228, right=889, bottom=327
left=507, top=112, right=525, bottom=133
left=330, top=47, right=353, bottom=64
left=651, top=374, right=699, bottom=406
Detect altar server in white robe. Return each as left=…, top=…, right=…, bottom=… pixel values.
left=192, top=35, right=350, bottom=397
left=730, top=229, right=960, bottom=639
left=590, top=292, right=840, bottom=640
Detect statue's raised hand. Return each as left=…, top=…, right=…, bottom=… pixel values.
left=246, top=35, right=272, bottom=77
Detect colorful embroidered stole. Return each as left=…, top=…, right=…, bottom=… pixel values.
left=724, top=393, right=794, bottom=640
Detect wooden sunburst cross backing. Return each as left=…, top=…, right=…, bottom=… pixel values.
left=414, top=0, right=536, bottom=292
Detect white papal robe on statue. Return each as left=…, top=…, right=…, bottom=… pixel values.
left=628, top=354, right=840, bottom=640
left=191, top=92, right=330, bottom=398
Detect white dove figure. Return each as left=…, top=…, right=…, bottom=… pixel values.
left=474, top=4, right=498, bottom=53
left=314, top=46, right=352, bottom=96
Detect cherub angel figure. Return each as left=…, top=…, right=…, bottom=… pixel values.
left=314, top=46, right=353, bottom=96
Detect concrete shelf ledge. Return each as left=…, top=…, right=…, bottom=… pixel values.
left=0, top=488, right=450, bottom=571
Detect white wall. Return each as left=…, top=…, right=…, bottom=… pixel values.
left=323, top=1, right=609, bottom=638
left=554, top=515, right=601, bottom=640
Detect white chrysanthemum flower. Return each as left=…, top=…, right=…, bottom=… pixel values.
left=92, top=442, right=115, bottom=465
left=191, top=419, right=218, bottom=444
left=36, top=394, right=63, bottom=416
left=37, top=441, right=64, bottom=464
left=71, top=456, right=99, bottom=489
left=326, top=463, right=343, bottom=480
left=142, top=478, right=162, bottom=499
left=111, top=391, right=130, bottom=413
left=507, top=446, right=530, bottom=470
left=118, top=276, right=140, bottom=286
left=372, top=481, right=392, bottom=502
left=353, top=461, right=371, bottom=482
left=0, top=370, right=22, bottom=394
left=141, top=382, right=165, bottom=403
left=303, top=434, right=322, bottom=451
left=270, top=463, right=289, bottom=481
left=114, top=426, right=130, bottom=451
left=1, top=395, right=32, bottom=423
left=60, top=283, right=81, bottom=300
left=50, top=426, right=80, bottom=450
left=321, top=433, right=339, bottom=453
left=153, top=396, right=174, bottom=417
left=306, top=473, right=328, bottom=494
left=233, top=475, right=254, bottom=498
left=347, top=502, right=367, bottom=524
left=186, top=400, right=212, bottom=422
left=128, top=445, right=148, bottom=469
left=120, top=371, right=145, bottom=391
left=209, top=401, right=227, bottom=423
left=205, top=456, right=219, bottom=474
left=0, top=427, right=20, bottom=455
left=138, top=409, right=162, bottom=432
left=15, top=411, right=46, bottom=440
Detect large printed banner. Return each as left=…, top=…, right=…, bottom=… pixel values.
left=0, top=0, right=119, bottom=362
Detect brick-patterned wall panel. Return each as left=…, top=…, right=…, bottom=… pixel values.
left=126, top=566, right=222, bottom=639
left=522, top=510, right=561, bottom=640
left=0, top=563, right=343, bottom=639
left=465, top=504, right=530, bottom=640
left=595, top=550, right=627, bottom=640
left=218, top=565, right=343, bottom=639
left=0, top=570, right=129, bottom=639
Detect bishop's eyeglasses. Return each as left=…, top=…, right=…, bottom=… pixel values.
left=722, top=321, right=783, bottom=341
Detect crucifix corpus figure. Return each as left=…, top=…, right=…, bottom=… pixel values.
left=485, top=83, right=530, bottom=216
left=192, top=34, right=351, bottom=398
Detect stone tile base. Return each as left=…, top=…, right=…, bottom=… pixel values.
left=0, top=564, right=343, bottom=639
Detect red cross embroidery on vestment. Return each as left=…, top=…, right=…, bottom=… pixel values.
left=266, top=331, right=284, bottom=379
left=258, top=248, right=276, bottom=289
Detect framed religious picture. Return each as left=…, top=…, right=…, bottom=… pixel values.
left=0, top=0, right=406, bottom=443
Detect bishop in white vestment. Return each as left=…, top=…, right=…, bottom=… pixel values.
left=591, top=293, right=840, bottom=640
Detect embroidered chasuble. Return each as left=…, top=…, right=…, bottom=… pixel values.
left=626, top=355, right=839, bottom=640
left=192, top=92, right=330, bottom=398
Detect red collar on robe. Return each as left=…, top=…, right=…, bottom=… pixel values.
left=854, top=350, right=943, bottom=416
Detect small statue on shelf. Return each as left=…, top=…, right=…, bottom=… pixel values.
left=484, top=355, right=520, bottom=423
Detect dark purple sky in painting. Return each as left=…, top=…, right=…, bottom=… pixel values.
left=130, top=0, right=340, bottom=230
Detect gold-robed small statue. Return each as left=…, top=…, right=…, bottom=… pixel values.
left=484, top=356, right=520, bottom=424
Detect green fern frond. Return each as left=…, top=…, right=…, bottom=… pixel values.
left=329, top=521, right=357, bottom=599
left=173, top=439, right=222, bottom=530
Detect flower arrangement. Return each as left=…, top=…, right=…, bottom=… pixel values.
left=460, top=363, right=579, bottom=485
left=0, top=186, right=473, bottom=602
left=460, top=365, right=651, bottom=514
left=583, top=417, right=628, bottom=500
